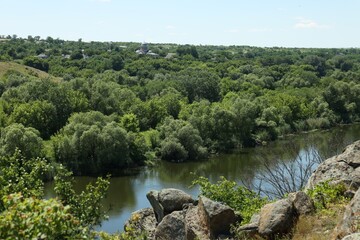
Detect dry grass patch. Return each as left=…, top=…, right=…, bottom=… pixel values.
left=292, top=203, right=347, bottom=240
left=0, top=61, right=61, bottom=81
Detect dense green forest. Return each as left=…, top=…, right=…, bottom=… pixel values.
left=1, top=35, right=360, bottom=176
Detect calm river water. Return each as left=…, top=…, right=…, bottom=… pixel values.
left=44, top=124, right=360, bottom=233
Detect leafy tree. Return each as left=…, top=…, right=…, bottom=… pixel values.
left=157, top=118, right=207, bottom=162
left=174, top=68, right=220, bottom=102
left=0, top=123, right=43, bottom=159
left=52, top=111, right=145, bottom=174
left=9, top=100, right=57, bottom=139
left=23, top=56, right=49, bottom=72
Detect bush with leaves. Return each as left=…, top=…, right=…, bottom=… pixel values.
left=0, top=193, right=93, bottom=240
left=54, top=165, right=110, bottom=227
left=0, top=150, right=111, bottom=239
left=306, top=180, right=347, bottom=210
left=0, top=150, right=48, bottom=205
left=191, top=176, right=268, bottom=224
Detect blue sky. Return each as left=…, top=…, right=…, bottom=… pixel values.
left=1, top=0, right=359, bottom=47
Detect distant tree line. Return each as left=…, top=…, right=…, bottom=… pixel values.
left=0, top=37, right=360, bottom=175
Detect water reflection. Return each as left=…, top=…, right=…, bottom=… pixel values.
left=44, top=124, right=360, bottom=233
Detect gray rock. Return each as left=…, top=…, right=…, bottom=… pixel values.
left=288, top=191, right=315, bottom=215
left=154, top=210, right=186, bottom=240
left=147, top=188, right=194, bottom=223
left=158, top=188, right=194, bottom=214
left=146, top=190, right=165, bottom=222
left=258, top=199, right=295, bottom=237
left=305, top=140, right=360, bottom=191
left=335, top=188, right=360, bottom=239
left=342, top=233, right=360, bottom=240
left=184, top=205, right=210, bottom=240
left=344, top=190, right=356, bottom=199
left=124, top=208, right=157, bottom=239
left=237, top=213, right=260, bottom=236
left=198, top=196, right=238, bottom=238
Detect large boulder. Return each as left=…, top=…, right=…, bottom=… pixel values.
left=146, top=188, right=194, bottom=223
left=146, top=190, right=165, bottom=222
left=159, top=188, right=195, bottom=214
left=184, top=205, right=210, bottom=240
left=258, top=199, right=295, bottom=238
left=198, top=196, right=239, bottom=238
left=237, top=213, right=260, bottom=237
left=342, top=233, right=360, bottom=240
left=124, top=208, right=157, bottom=239
left=154, top=210, right=186, bottom=240
left=287, top=191, right=315, bottom=215
left=305, top=140, right=360, bottom=191
left=334, top=188, right=360, bottom=239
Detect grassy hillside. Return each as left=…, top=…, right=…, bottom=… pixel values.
left=0, top=61, right=61, bottom=81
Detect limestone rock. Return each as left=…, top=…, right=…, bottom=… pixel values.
left=124, top=208, right=157, bottom=239
left=237, top=213, right=260, bottom=237
left=158, top=188, right=194, bottom=214
left=147, top=188, right=194, bottom=223
left=154, top=210, right=186, bottom=240
left=342, top=233, right=360, bottom=240
left=198, top=196, right=238, bottom=238
left=305, top=140, right=360, bottom=191
left=146, top=190, right=164, bottom=222
left=184, top=205, right=210, bottom=240
left=334, top=188, right=360, bottom=239
left=258, top=199, right=295, bottom=238
left=288, top=191, right=315, bottom=215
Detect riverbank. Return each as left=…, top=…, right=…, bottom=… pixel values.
left=118, top=140, right=360, bottom=239
left=44, top=124, right=360, bottom=234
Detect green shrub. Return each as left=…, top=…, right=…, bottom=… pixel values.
left=0, top=193, right=93, bottom=239
left=191, top=176, right=268, bottom=224
left=306, top=180, right=347, bottom=210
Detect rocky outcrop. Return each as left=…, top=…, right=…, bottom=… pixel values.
left=129, top=189, right=239, bottom=240
left=287, top=191, right=315, bottom=215
left=305, top=140, right=360, bottom=191
left=124, top=208, right=157, bottom=239
left=198, top=196, right=239, bottom=238
left=258, top=199, right=295, bottom=238
left=146, top=188, right=194, bottom=222
left=237, top=191, right=314, bottom=239
left=237, top=214, right=260, bottom=237
left=184, top=205, right=209, bottom=240
left=154, top=211, right=186, bottom=240
left=334, top=188, right=360, bottom=239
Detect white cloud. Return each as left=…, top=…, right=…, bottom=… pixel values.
left=249, top=28, right=273, bottom=33
left=92, top=0, right=112, bottom=3
left=165, top=25, right=176, bottom=30
left=294, top=18, right=330, bottom=29
left=225, top=29, right=239, bottom=33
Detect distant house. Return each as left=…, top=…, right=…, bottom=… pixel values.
left=37, top=53, right=48, bottom=59
left=165, top=53, right=177, bottom=59
left=135, top=42, right=159, bottom=57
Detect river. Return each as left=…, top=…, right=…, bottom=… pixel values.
left=44, top=124, right=360, bottom=233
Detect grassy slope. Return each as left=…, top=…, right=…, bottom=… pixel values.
left=0, top=61, right=61, bottom=81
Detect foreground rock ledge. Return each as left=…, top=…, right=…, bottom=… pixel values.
left=130, top=188, right=239, bottom=240
left=305, top=140, right=360, bottom=191
left=125, top=140, right=360, bottom=239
